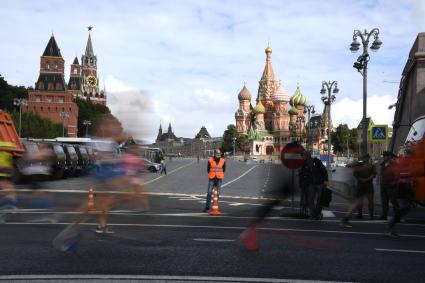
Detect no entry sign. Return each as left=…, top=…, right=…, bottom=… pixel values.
left=281, top=142, right=305, bottom=169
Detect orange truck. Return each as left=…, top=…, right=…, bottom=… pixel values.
left=395, top=115, right=425, bottom=205
left=0, top=111, right=25, bottom=156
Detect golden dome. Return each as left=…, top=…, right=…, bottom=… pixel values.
left=253, top=100, right=266, bottom=114
left=265, top=46, right=272, bottom=53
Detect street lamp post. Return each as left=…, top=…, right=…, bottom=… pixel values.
left=350, top=28, right=382, bottom=157
left=232, top=137, right=236, bottom=161
left=83, top=120, right=91, bottom=137
left=297, top=116, right=305, bottom=144
left=304, top=104, right=315, bottom=152
left=59, top=111, right=70, bottom=137
left=320, top=81, right=339, bottom=170
left=13, top=98, right=27, bottom=137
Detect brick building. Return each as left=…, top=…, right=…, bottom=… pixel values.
left=24, top=28, right=106, bottom=137
left=24, top=35, right=78, bottom=137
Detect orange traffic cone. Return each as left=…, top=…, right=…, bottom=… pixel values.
left=209, top=187, right=222, bottom=215
left=88, top=186, right=96, bottom=211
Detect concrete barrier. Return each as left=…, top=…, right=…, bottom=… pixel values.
left=328, top=167, right=357, bottom=200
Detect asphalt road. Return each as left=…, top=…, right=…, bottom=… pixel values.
left=1, top=158, right=425, bottom=282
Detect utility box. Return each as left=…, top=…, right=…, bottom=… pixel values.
left=0, top=111, right=25, bottom=156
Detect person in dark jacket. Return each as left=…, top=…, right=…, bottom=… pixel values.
left=341, top=154, right=377, bottom=227
left=300, top=151, right=328, bottom=219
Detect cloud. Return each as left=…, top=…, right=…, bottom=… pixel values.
left=0, top=0, right=419, bottom=142
left=331, top=95, right=396, bottom=128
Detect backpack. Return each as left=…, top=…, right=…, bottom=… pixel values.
left=320, top=186, right=332, bottom=207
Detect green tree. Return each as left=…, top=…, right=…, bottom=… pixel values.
left=221, top=124, right=247, bottom=154
left=331, top=124, right=350, bottom=155
left=349, top=128, right=359, bottom=157
left=331, top=124, right=359, bottom=157
left=75, top=98, right=111, bottom=137
left=11, top=111, right=65, bottom=138
left=0, top=74, right=28, bottom=112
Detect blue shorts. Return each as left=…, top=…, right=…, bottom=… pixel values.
left=91, top=162, right=125, bottom=181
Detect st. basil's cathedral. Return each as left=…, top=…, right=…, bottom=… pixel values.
left=235, top=46, right=326, bottom=156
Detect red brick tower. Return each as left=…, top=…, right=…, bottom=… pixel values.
left=24, top=34, right=79, bottom=137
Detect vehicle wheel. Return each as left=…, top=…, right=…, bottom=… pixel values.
left=149, top=166, right=156, bottom=172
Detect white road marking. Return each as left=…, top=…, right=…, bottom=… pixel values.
left=375, top=248, right=425, bottom=254
left=4, top=221, right=425, bottom=239
left=0, top=274, right=354, bottom=283
left=142, top=160, right=196, bottom=185
left=193, top=238, right=235, bottom=242
left=322, top=210, right=336, bottom=218
left=13, top=188, right=284, bottom=202
left=229, top=203, right=245, bottom=206
left=221, top=165, right=258, bottom=188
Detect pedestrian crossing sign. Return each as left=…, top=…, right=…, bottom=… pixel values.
left=370, top=125, right=388, bottom=142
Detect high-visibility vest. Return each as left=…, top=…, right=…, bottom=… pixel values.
left=208, top=157, right=225, bottom=179
left=0, top=151, right=13, bottom=177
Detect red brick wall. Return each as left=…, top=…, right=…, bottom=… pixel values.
left=24, top=90, right=79, bottom=137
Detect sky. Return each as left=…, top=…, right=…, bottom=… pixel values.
left=1, top=0, right=424, bottom=142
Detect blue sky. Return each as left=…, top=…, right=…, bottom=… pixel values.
left=1, top=0, right=424, bottom=141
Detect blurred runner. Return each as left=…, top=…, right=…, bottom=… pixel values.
left=341, top=154, right=377, bottom=227
left=0, top=142, right=18, bottom=222
left=122, top=144, right=149, bottom=212
left=238, top=162, right=290, bottom=251
left=19, top=143, right=56, bottom=222
left=379, top=151, right=398, bottom=220
left=53, top=114, right=145, bottom=252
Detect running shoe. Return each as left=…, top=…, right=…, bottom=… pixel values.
left=238, top=227, right=259, bottom=252
left=340, top=217, right=353, bottom=228
left=386, top=231, right=400, bottom=238
left=52, top=224, right=81, bottom=253
left=95, top=225, right=114, bottom=234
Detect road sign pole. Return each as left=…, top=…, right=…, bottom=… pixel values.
left=291, top=169, right=295, bottom=213
left=281, top=141, right=306, bottom=216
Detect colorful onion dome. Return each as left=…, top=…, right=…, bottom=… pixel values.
left=238, top=84, right=251, bottom=100
left=289, top=83, right=307, bottom=107
left=288, top=105, right=299, bottom=115
left=271, top=84, right=290, bottom=101
left=253, top=100, right=266, bottom=114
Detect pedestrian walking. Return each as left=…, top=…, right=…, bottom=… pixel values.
left=379, top=151, right=398, bottom=220
left=299, top=151, right=328, bottom=219
left=341, top=154, right=377, bottom=227
left=159, top=158, right=167, bottom=175
left=203, top=148, right=225, bottom=212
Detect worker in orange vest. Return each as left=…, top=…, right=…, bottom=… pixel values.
left=203, top=149, right=226, bottom=212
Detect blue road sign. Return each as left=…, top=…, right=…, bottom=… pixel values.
left=370, top=125, right=388, bottom=142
